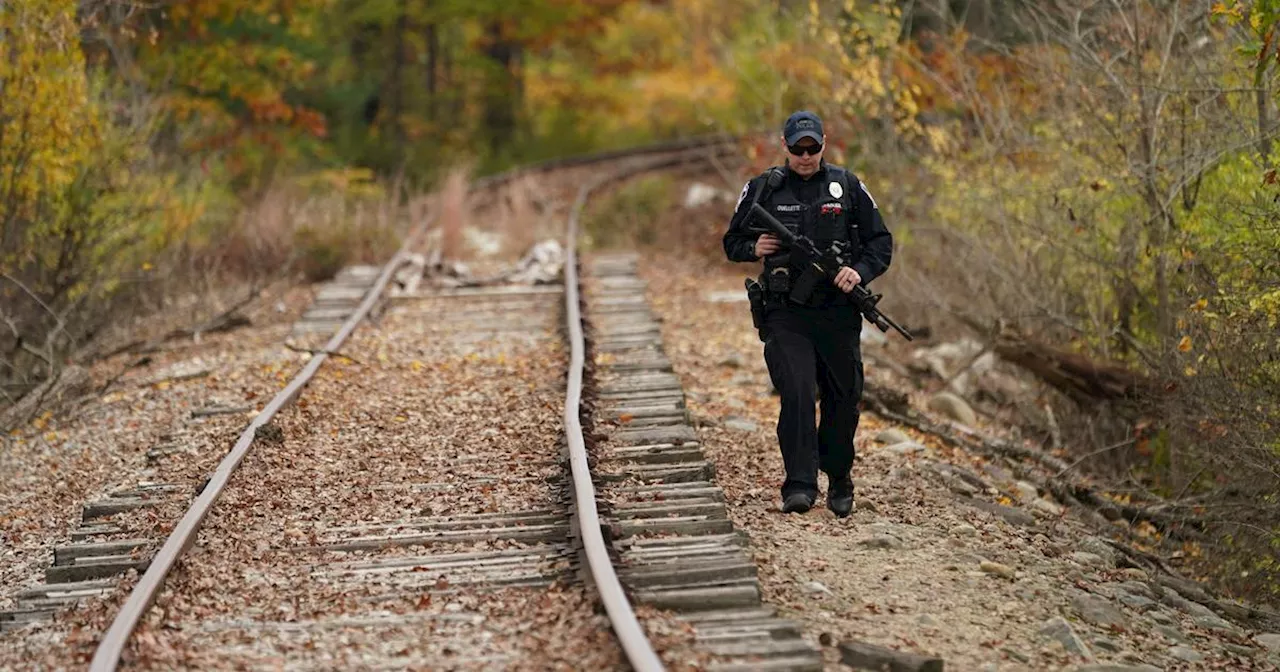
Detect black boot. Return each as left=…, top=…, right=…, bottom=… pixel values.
left=781, top=492, right=814, bottom=514
left=827, top=478, right=854, bottom=518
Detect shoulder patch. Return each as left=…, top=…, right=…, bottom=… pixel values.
left=735, top=182, right=750, bottom=211
left=859, top=180, right=878, bottom=210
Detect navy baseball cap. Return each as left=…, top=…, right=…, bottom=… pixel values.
left=783, top=111, right=823, bottom=145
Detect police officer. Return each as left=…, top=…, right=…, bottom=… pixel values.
left=723, top=111, right=893, bottom=517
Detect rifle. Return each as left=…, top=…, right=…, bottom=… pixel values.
left=749, top=202, right=913, bottom=341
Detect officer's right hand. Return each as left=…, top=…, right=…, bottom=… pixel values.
left=755, top=234, right=781, bottom=257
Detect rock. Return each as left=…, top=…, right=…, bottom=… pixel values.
left=1168, top=646, right=1204, bottom=663
left=859, top=534, right=902, bottom=550
left=1069, top=552, right=1106, bottom=567
left=717, top=355, right=744, bottom=368
left=804, top=581, right=833, bottom=596
left=1116, top=593, right=1156, bottom=611
left=1091, top=637, right=1121, bottom=653
left=950, top=524, right=978, bottom=537
left=860, top=327, right=888, bottom=348
left=723, top=417, right=758, bottom=432
left=1030, top=498, right=1064, bottom=517
left=1077, top=537, right=1118, bottom=566
left=1013, top=481, right=1039, bottom=501
left=1118, top=568, right=1147, bottom=581
left=965, top=498, right=1036, bottom=527
left=916, top=614, right=938, bottom=627
left=856, top=499, right=879, bottom=513
left=1155, top=624, right=1188, bottom=643
left=1002, top=648, right=1030, bottom=663
left=1038, top=616, right=1093, bottom=659
left=1223, top=643, right=1259, bottom=656
left=946, top=477, right=979, bottom=496
left=1193, top=612, right=1242, bottom=634
left=1160, top=588, right=1212, bottom=616
left=981, top=461, right=1014, bottom=483
left=1147, top=610, right=1177, bottom=626
left=1115, top=581, right=1156, bottom=600
left=874, top=428, right=911, bottom=444
left=887, top=441, right=927, bottom=456
left=927, top=392, right=977, bottom=426
left=1255, top=633, right=1280, bottom=651
left=1072, top=594, right=1127, bottom=628
left=980, top=561, right=1017, bottom=579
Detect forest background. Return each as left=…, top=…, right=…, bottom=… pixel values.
left=2, top=0, right=1278, bottom=608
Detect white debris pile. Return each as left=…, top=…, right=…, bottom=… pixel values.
left=504, top=240, right=565, bottom=285
left=683, top=182, right=736, bottom=209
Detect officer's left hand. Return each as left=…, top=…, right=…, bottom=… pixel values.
left=834, top=266, right=861, bottom=293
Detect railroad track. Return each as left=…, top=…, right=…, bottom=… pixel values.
left=2, top=136, right=821, bottom=670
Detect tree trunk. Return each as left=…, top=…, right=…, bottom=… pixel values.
left=387, top=0, right=408, bottom=145
left=483, top=21, right=519, bottom=154
left=1256, top=48, right=1272, bottom=171
left=425, top=22, right=438, bottom=123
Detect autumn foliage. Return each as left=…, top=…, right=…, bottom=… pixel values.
left=1, top=0, right=1278, bottom=602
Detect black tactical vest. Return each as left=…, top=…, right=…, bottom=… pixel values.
left=757, top=165, right=861, bottom=304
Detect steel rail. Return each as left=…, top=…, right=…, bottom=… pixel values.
left=562, top=177, right=664, bottom=672
left=561, top=148, right=720, bottom=671
left=88, top=139, right=724, bottom=671
left=88, top=246, right=414, bottom=671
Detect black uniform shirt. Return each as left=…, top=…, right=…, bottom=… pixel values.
left=722, top=160, right=893, bottom=286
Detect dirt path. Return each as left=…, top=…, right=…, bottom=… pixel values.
left=641, top=255, right=1280, bottom=671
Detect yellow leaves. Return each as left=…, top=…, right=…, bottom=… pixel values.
left=410, top=360, right=424, bottom=372
left=1211, top=2, right=1245, bottom=23
left=31, top=410, right=53, bottom=431
left=0, top=0, right=101, bottom=222
left=1177, top=335, right=1193, bottom=352
left=1247, top=289, right=1280, bottom=327
left=101, top=391, right=126, bottom=404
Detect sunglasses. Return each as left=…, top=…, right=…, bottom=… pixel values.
left=787, top=142, right=823, bottom=157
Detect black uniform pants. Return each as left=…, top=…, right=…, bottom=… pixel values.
left=762, top=303, right=864, bottom=500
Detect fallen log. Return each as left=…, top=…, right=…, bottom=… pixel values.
left=992, top=334, right=1150, bottom=405
left=952, top=316, right=1156, bottom=406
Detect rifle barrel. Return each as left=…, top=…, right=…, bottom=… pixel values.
left=748, top=203, right=913, bottom=341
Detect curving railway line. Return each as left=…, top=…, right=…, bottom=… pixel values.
left=2, top=137, right=822, bottom=671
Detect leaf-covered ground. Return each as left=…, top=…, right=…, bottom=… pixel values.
left=641, top=255, right=1280, bottom=671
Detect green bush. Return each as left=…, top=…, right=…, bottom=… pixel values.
left=581, top=175, right=675, bottom=249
